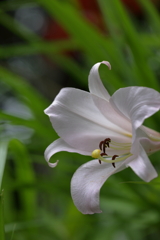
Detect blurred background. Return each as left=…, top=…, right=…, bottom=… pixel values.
left=0, top=0, right=160, bottom=239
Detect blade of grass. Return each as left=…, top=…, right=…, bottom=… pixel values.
left=0, top=141, right=9, bottom=240
left=98, top=0, right=139, bottom=86
left=0, top=10, right=123, bottom=88
left=0, top=10, right=91, bottom=86
left=9, top=139, right=36, bottom=220
left=0, top=111, right=54, bottom=140
left=36, top=0, right=126, bottom=88
left=0, top=141, right=9, bottom=190
left=141, top=34, right=160, bottom=47
left=36, top=0, right=109, bottom=60
left=108, top=0, right=159, bottom=89
left=0, top=190, right=5, bottom=240
left=0, top=40, right=79, bottom=59
left=0, top=10, right=40, bottom=43
left=0, top=0, right=35, bottom=11
left=0, top=66, right=48, bottom=121
left=138, top=0, right=160, bottom=34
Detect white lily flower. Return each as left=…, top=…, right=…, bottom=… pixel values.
left=44, top=61, right=160, bottom=214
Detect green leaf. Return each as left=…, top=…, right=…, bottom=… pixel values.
left=0, top=66, right=48, bottom=120
left=9, top=139, right=36, bottom=220
left=138, top=0, right=160, bottom=34
left=0, top=141, right=8, bottom=190
left=0, top=40, right=78, bottom=59
left=0, top=190, right=5, bottom=240
left=36, top=0, right=125, bottom=88
left=0, top=141, right=9, bottom=240
left=99, top=0, right=160, bottom=89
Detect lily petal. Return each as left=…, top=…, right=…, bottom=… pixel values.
left=71, top=159, right=129, bottom=214
left=45, top=138, right=91, bottom=167
left=140, top=137, right=160, bottom=155
left=45, top=88, right=130, bottom=152
left=91, top=94, right=132, bottom=135
left=110, top=87, right=160, bottom=141
left=88, top=61, right=111, bottom=101
left=127, top=144, right=158, bottom=182
left=141, top=125, right=160, bottom=141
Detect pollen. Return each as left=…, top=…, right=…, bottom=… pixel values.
left=91, top=149, right=101, bottom=158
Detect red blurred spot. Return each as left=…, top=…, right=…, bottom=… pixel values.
left=44, top=20, right=69, bottom=41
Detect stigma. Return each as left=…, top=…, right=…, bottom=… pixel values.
left=91, top=149, right=101, bottom=158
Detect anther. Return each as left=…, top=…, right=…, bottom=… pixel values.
left=112, top=155, right=119, bottom=168
left=103, top=142, right=106, bottom=153
left=101, top=153, right=108, bottom=156
left=99, top=153, right=108, bottom=164
left=99, top=138, right=111, bottom=154
left=104, top=138, right=111, bottom=148
left=99, top=141, right=104, bottom=151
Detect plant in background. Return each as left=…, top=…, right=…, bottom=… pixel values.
left=44, top=61, right=160, bottom=214
left=1, top=0, right=160, bottom=238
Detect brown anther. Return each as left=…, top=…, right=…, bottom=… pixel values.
left=104, top=138, right=111, bottom=148
left=106, top=142, right=110, bottom=148
left=98, top=138, right=111, bottom=165
left=112, top=163, right=115, bottom=168
left=111, top=155, right=119, bottom=168
left=99, top=141, right=104, bottom=151
left=101, top=153, right=108, bottom=156
left=105, top=138, right=111, bottom=142
left=98, top=153, right=108, bottom=164
left=103, top=142, right=106, bottom=153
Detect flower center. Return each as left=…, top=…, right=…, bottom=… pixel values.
left=91, top=138, right=132, bottom=168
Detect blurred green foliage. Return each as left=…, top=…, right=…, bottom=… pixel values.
left=0, top=0, right=160, bottom=239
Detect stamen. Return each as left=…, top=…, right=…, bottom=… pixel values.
left=92, top=152, right=132, bottom=163
left=104, top=138, right=111, bottom=148
left=103, top=142, right=106, bottom=154
left=99, top=141, right=104, bottom=151
left=110, top=146, right=130, bottom=150
left=99, top=153, right=108, bottom=164
left=112, top=155, right=119, bottom=168
left=111, top=141, right=131, bottom=146
left=92, top=138, right=132, bottom=167
left=101, top=153, right=108, bottom=156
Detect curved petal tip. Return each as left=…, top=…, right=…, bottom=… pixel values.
left=102, top=61, right=111, bottom=70
left=48, top=160, right=59, bottom=168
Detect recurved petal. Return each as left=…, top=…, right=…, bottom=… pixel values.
left=132, top=127, right=160, bottom=155
left=140, top=137, right=160, bottom=155
left=45, top=88, right=130, bottom=152
left=127, top=143, right=158, bottom=182
left=141, top=125, right=160, bottom=141
left=44, top=138, right=90, bottom=167
left=88, top=61, right=111, bottom=101
left=71, top=159, right=128, bottom=214
left=110, top=87, right=160, bottom=141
